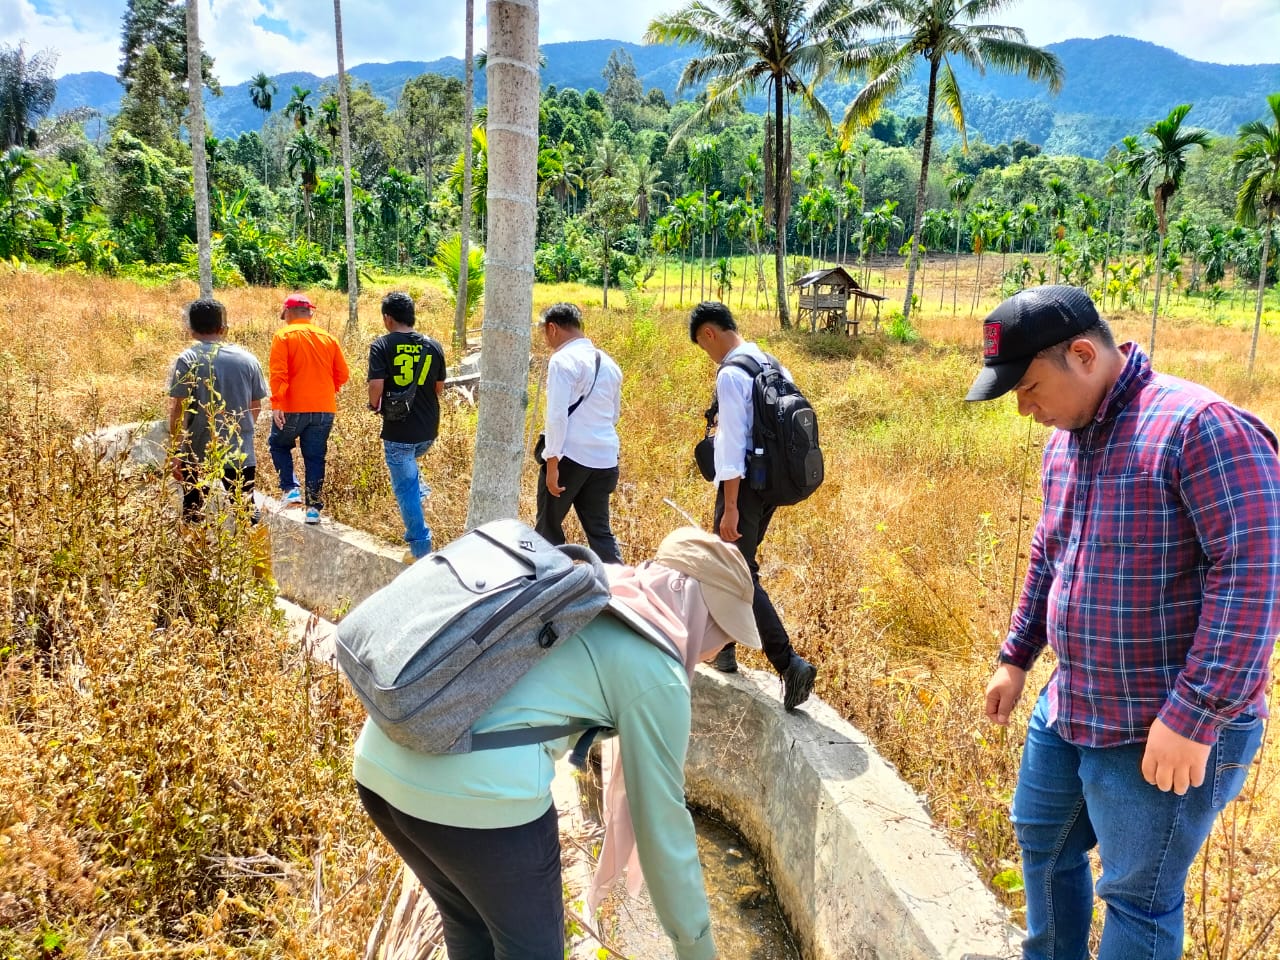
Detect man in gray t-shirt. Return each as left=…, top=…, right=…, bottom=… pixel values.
left=167, top=298, right=268, bottom=522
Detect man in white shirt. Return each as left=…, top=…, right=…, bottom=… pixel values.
left=535, top=303, right=624, bottom=563
left=689, top=301, right=818, bottom=711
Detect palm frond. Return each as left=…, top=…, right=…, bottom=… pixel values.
left=936, top=58, right=967, bottom=149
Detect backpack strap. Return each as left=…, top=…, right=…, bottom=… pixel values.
left=469, top=722, right=600, bottom=751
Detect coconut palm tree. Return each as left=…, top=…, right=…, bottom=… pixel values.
left=1233, top=92, right=1280, bottom=378
left=0, top=43, right=58, bottom=150
left=247, top=72, right=276, bottom=183
left=466, top=0, right=540, bottom=528
left=646, top=0, right=859, bottom=327
left=629, top=153, right=670, bottom=229
left=1123, top=103, right=1212, bottom=357
left=184, top=0, right=212, bottom=298
left=286, top=130, right=329, bottom=241
left=839, top=0, right=1063, bottom=322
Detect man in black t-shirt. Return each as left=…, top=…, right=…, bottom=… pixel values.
left=367, top=291, right=447, bottom=560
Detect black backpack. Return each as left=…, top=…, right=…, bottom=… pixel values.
left=708, top=353, right=823, bottom=506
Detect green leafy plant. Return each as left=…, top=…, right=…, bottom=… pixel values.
left=433, top=233, right=485, bottom=317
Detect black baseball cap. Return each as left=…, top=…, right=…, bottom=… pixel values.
left=965, top=285, right=1101, bottom=401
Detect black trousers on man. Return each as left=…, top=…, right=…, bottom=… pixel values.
left=535, top=456, right=622, bottom=564
left=714, top=482, right=796, bottom=674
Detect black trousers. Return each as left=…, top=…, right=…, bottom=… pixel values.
left=535, top=456, right=622, bottom=564
left=358, top=785, right=564, bottom=960
left=714, top=482, right=796, bottom=674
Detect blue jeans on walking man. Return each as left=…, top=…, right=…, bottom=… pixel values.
left=384, top=439, right=434, bottom=557
left=1012, top=689, right=1263, bottom=960
left=268, top=412, right=335, bottom=509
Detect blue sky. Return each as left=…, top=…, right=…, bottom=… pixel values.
left=4, top=0, right=1279, bottom=84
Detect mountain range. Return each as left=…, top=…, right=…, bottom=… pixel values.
left=50, top=35, right=1280, bottom=159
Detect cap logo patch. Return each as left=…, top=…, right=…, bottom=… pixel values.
left=983, top=321, right=1002, bottom=358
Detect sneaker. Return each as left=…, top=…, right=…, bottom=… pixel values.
left=419, top=482, right=433, bottom=502
left=304, top=507, right=321, bottom=525
left=781, top=655, right=817, bottom=712
left=281, top=488, right=302, bottom=506
left=711, top=644, right=738, bottom=673
left=402, top=549, right=418, bottom=564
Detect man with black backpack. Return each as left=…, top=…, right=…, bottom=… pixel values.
left=368, top=291, right=447, bottom=561
left=689, top=301, right=819, bottom=711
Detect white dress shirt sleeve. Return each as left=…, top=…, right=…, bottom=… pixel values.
left=712, top=365, right=753, bottom=483
left=542, top=351, right=575, bottom=461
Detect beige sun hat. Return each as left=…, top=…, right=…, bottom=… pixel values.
left=653, top=526, right=762, bottom=650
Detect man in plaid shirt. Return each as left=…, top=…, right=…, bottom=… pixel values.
left=969, top=286, right=1280, bottom=960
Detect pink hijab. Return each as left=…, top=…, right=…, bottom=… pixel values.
left=586, top=560, right=730, bottom=912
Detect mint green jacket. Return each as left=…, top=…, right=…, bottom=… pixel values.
left=353, top=616, right=716, bottom=960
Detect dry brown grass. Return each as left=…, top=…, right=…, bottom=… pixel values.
left=3, top=258, right=1280, bottom=958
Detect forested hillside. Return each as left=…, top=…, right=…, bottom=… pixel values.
left=49, top=36, right=1280, bottom=157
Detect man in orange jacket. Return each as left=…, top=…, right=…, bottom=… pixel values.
left=267, top=293, right=350, bottom=524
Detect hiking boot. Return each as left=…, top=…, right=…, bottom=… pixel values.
left=711, top=644, right=738, bottom=673
left=305, top=506, right=321, bottom=525
left=281, top=487, right=302, bottom=506
left=781, top=655, right=817, bottom=712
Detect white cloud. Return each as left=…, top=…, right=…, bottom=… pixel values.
left=6, top=0, right=1279, bottom=84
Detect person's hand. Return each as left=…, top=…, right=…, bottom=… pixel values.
left=545, top=460, right=564, bottom=497
left=168, top=455, right=185, bottom=484
left=984, top=663, right=1027, bottom=725
left=1142, top=717, right=1212, bottom=795
left=272, top=409, right=285, bottom=429
left=718, top=505, right=741, bottom=542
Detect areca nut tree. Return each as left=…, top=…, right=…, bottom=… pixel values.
left=1123, top=103, right=1212, bottom=358
left=466, top=0, right=540, bottom=530
left=646, top=0, right=858, bottom=328
left=184, top=0, right=212, bottom=298
left=284, top=85, right=314, bottom=130
left=839, top=0, right=1062, bottom=322
left=333, top=0, right=360, bottom=335
left=1233, top=92, right=1280, bottom=379
left=247, top=72, right=276, bottom=183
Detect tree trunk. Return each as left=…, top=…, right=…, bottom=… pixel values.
left=185, top=0, right=213, bottom=298
left=465, top=0, right=538, bottom=530
left=602, top=232, right=610, bottom=308
left=1248, top=216, right=1272, bottom=379
left=901, top=59, right=938, bottom=321
left=454, top=0, right=476, bottom=352
left=772, top=80, right=790, bottom=328
left=1149, top=231, right=1165, bottom=359
left=334, top=0, right=360, bottom=337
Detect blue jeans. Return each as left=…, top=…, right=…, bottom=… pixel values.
left=1012, top=689, right=1263, bottom=960
left=268, top=412, right=335, bottom=509
left=384, top=439, right=434, bottom=556
left=358, top=785, right=563, bottom=960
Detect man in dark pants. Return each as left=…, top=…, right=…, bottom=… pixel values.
left=690, top=301, right=817, bottom=711
left=535, top=302, right=624, bottom=564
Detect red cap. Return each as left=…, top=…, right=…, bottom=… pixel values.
left=282, top=293, right=314, bottom=309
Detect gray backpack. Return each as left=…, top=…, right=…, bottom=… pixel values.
left=337, top=518, right=651, bottom=755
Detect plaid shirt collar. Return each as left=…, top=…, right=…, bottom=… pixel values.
left=1089, top=342, right=1153, bottom=428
